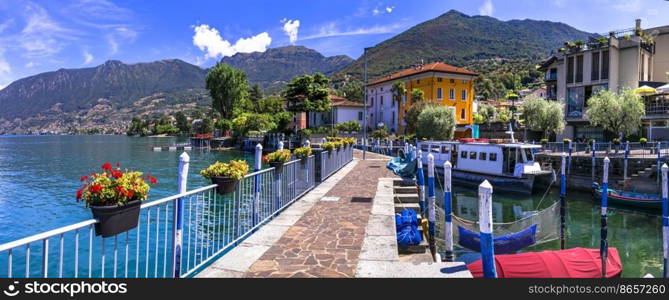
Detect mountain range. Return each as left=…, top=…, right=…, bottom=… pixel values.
left=335, top=10, right=595, bottom=81
left=0, top=9, right=597, bottom=134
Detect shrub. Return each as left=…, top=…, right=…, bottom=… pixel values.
left=215, top=119, right=233, bottom=132
left=416, top=106, right=455, bottom=140
left=640, top=137, right=648, bottom=144
left=335, top=120, right=361, bottom=132
left=300, top=128, right=313, bottom=138
left=612, top=138, right=620, bottom=145
left=200, top=160, right=249, bottom=180
left=293, top=146, right=313, bottom=159
left=562, top=138, right=571, bottom=144
left=323, top=141, right=336, bottom=151
left=262, top=150, right=291, bottom=163
left=540, top=138, right=548, bottom=144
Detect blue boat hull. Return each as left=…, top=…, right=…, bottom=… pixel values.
left=458, top=224, right=538, bottom=254
left=450, top=169, right=537, bottom=194
left=592, top=183, right=662, bottom=210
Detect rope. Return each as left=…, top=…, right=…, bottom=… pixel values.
left=534, top=169, right=556, bottom=211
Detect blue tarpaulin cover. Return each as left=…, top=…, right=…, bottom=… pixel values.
left=395, top=208, right=422, bottom=246
left=458, top=224, right=537, bottom=254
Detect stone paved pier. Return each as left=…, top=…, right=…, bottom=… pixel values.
left=197, top=149, right=470, bottom=278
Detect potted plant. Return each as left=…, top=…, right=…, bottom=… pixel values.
left=76, top=162, right=157, bottom=237
left=323, top=141, right=336, bottom=153
left=200, top=160, right=249, bottom=195
left=562, top=138, right=571, bottom=147
left=263, top=149, right=291, bottom=173
left=612, top=138, right=620, bottom=145
left=640, top=137, right=648, bottom=146
left=540, top=138, right=548, bottom=146
left=293, top=146, right=312, bottom=164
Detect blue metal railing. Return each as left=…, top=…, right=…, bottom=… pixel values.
left=0, top=151, right=348, bottom=278
left=318, top=146, right=353, bottom=182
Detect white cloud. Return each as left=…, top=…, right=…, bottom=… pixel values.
left=478, top=0, right=494, bottom=16
left=0, top=58, right=10, bottom=75
left=372, top=8, right=381, bottom=15
left=386, top=6, right=394, bottom=13
left=281, top=19, right=300, bottom=45
left=0, top=18, right=14, bottom=34
left=647, top=8, right=659, bottom=16
left=24, top=61, right=38, bottom=68
left=302, top=22, right=405, bottom=40
left=612, top=0, right=642, bottom=12
left=192, top=24, right=272, bottom=59
left=0, top=53, right=11, bottom=90
left=107, top=36, right=119, bottom=54
left=553, top=0, right=566, bottom=7
left=18, top=2, right=77, bottom=58
left=83, top=50, right=94, bottom=64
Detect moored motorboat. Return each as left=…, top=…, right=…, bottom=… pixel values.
left=417, top=139, right=553, bottom=194
left=592, top=182, right=663, bottom=210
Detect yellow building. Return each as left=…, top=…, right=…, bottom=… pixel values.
left=366, top=62, right=478, bottom=135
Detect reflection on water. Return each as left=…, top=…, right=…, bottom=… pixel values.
left=434, top=184, right=664, bottom=278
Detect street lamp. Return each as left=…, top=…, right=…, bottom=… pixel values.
left=363, top=47, right=371, bottom=160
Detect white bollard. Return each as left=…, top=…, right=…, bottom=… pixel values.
left=444, top=161, right=453, bottom=261
left=172, top=152, right=190, bottom=277
left=479, top=180, right=497, bottom=278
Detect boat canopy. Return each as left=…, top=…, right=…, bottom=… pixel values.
left=466, top=247, right=622, bottom=278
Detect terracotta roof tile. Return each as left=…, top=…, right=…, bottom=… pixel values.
left=368, top=62, right=478, bottom=86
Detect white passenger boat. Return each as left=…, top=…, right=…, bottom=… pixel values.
left=417, top=139, right=553, bottom=194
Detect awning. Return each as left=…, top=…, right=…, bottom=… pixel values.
left=657, top=84, right=669, bottom=94
left=635, top=85, right=657, bottom=96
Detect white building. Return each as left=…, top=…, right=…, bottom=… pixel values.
left=365, top=82, right=399, bottom=134
left=309, top=95, right=364, bottom=128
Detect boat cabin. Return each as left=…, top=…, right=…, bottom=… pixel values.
left=417, top=140, right=544, bottom=177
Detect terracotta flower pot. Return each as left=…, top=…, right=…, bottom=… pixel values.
left=211, top=176, right=240, bottom=195
left=90, top=200, right=141, bottom=238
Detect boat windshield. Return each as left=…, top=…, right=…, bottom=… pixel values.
left=524, top=148, right=534, bottom=162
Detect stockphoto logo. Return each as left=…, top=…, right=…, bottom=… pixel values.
left=2, top=281, right=127, bottom=298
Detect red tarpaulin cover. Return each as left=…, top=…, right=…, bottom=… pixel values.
left=467, top=247, right=622, bottom=278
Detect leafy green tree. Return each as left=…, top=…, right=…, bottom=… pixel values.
left=521, top=95, right=565, bottom=139
left=586, top=88, right=645, bottom=139
left=126, top=117, right=149, bottom=136
left=270, top=112, right=293, bottom=134
left=416, top=106, right=456, bottom=140
left=284, top=73, right=331, bottom=127
left=404, top=101, right=438, bottom=134
left=335, top=120, right=361, bottom=132
left=205, top=63, right=250, bottom=119
left=232, top=113, right=276, bottom=136
left=477, top=104, right=496, bottom=124
left=249, top=84, right=263, bottom=103
left=411, top=88, right=424, bottom=103
left=334, top=79, right=364, bottom=103
left=174, top=111, right=191, bottom=134
left=190, top=109, right=204, bottom=120
left=391, top=81, right=406, bottom=107
left=255, top=96, right=284, bottom=114
left=215, top=119, right=232, bottom=132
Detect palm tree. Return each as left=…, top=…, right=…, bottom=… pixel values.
left=390, top=81, right=406, bottom=107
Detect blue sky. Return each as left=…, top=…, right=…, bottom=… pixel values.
left=1, top=0, right=668, bottom=89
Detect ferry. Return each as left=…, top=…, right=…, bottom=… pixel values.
left=417, top=138, right=553, bottom=194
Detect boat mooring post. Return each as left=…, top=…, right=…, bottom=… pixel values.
left=624, top=141, right=629, bottom=180
left=275, top=142, right=284, bottom=212
left=171, top=152, right=189, bottom=278
left=478, top=180, right=497, bottom=278
left=427, top=153, right=437, bottom=261
left=601, top=157, right=610, bottom=278
left=443, top=161, right=454, bottom=262
left=560, top=152, right=567, bottom=250
left=278, top=141, right=284, bottom=151
left=662, top=164, right=668, bottom=278
left=567, top=140, right=573, bottom=174
left=253, top=143, right=263, bottom=226
left=389, top=139, right=393, bottom=156
left=417, top=150, right=426, bottom=214
left=592, top=140, right=596, bottom=183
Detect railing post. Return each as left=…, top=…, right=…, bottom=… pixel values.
left=659, top=142, right=662, bottom=186
left=443, top=161, right=454, bottom=262
left=662, top=164, right=668, bottom=278
left=601, top=157, right=610, bottom=278
left=278, top=141, right=284, bottom=151
left=253, top=144, right=263, bottom=226
left=560, top=152, right=567, bottom=250
left=567, top=141, right=572, bottom=174
left=479, top=180, right=496, bottom=278
left=624, top=141, right=629, bottom=180
left=416, top=150, right=426, bottom=214
left=427, top=153, right=436, bottom=261
left=592, top=140, right=596, bottom=183
left=171, top=152, right=189, bottom=278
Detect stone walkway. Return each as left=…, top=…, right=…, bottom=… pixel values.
left=244, top=152, right=394, bottom=278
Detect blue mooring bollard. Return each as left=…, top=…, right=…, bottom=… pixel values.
left=601, top=157, right=610, bottom=278
left=444, top=161, right=453, bottom=262
left=478, top=180, right=496, bottom=278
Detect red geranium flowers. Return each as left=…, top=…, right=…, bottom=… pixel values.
left=76, top=162, right=157, bottom=206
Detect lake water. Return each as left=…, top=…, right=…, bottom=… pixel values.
left=0, top=135, right=253, bottom=243
left=0, top=135, right=664, bottom=277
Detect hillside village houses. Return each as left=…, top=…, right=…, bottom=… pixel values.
left=288, top=95, right=364, bottom=132
left=365, top=62, right=478, bottom=137
left=539, top=19, right=669, bottom=142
